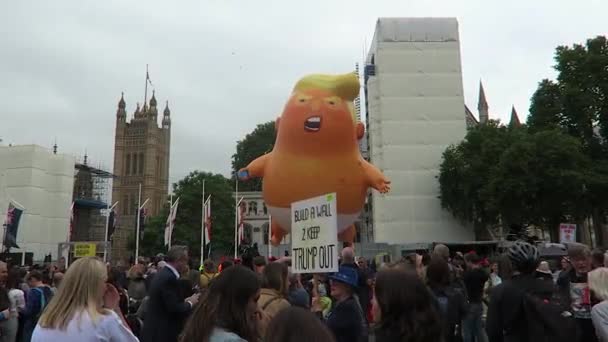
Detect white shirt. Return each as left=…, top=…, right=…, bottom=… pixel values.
left=8, top=288, right=25, bottom=311
left=31, top=309, right=139, bottom=342
left=164, top=263, right=180, bottom=279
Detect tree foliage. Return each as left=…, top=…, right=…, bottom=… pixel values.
left=527, top=35, right=608, bottom=243
left=133, top=171, right=236, bottom=260
left=439, top=121, right=518, bottom=238
left=439, top=123, right=590, bottom=241
left=231, top=121, right=276, bottom=191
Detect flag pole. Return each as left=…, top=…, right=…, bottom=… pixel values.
left=234, top=178, right=238, bottom=259
left=268, top=215, right=272, bottom=258
left=144, top=64, right=149, bottom=106
left=103, top=201, right=118, bottom=263
left=103, top=179, right=112, bottom=263
left=200, top=180, right=205, bottom=266
left=135, top=183, right=141, bottom=262
left=168, top=194, right=173, bottom=250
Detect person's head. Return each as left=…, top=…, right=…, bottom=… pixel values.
left=537, top=261, right=551, bottom=274
left=38, top=257, right=109, bottom=330
left=181, top=266, right=261, bottom=342
left=426, top=258, right=450, bottom=289
left=357, top=257, right=367, bottom=270
left=328, top=266, right=358, bottom=301
left=265, top=307, right=336, bottom=342
left=589, top=267, right=608, bottom=302
left=372, top=268, right=442, bottom=341
left=253, top=256, right=267, bottom=275
left=203, top=259, right=216, bottom=274
left=560, top=257, right=572, bottom=271
left=592, top=248, right=605, bottom=270
left=464, top=252, right=481, bottom=270
left=52, top=272, right=64, bottom=288
left=288, top=272, right=301, bottom=290
left=568, top=244, right=592, bottom=275
left=219, top=260, right=234, bottom=273
left=0, top=261, right=7, bottom=284
left=166, top=245, right=189, bottom=273
left=128, top=263, right=145, bottom=279
left=433, top=244, right=450, bottom=261
left=6, top=267, right=20, bottom=290
left=27, top=270, right=44, bottom=287
left=262, top=262, right=289, bottom=295
left=507, top=241, right=540, bottom=275
left=340, top=247, right=355, bottom=265
left=490, top=262, right=499, bottom=274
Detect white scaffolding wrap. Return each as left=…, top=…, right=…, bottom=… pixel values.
left=366, top=18, right=473, bottom=244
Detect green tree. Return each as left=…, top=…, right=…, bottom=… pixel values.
left=231, top=121, right=276, bottom=191
left=528, top=35, right=608, bottom=244
left=490, top=130, right=590, bottom=241
left=131, top=171, right=236, bottom=260
left=438, top=121, right=515, bottom=239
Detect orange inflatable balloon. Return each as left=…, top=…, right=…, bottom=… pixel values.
left=239, top=72, right=390, bottom=245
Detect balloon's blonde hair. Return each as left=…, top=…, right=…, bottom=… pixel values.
left=293, top=73, right=360, bottom=121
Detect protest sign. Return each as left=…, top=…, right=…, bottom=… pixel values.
left=74, top=243, right=97, bottom=258
left=559, top=223, right=576, bottom=243
left=291, top=193, right=338, bottom=274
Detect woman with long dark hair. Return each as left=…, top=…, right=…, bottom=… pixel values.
left=180, top=266, right=261, bottom=342
left=265, top=307, right=335, bottom=342
left=373, top=268, right=443, bottom=342
left=427, top=258, right=466, bottom=342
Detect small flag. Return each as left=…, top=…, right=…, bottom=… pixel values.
left=3, top=203, right=23, bottom=249
left=146, top=70, right=153, bottom=87
left=108, top=209, right=117, bottom=238
left=68, top=202, right=74, bottom=242
left=164, top=198, right=179, bottom=246
left=204, top=197, right=211, bottom=244
left=136, top=208, right=147, bottom=241
left=238, top=202, right=245, bottom=243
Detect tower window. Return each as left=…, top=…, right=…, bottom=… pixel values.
left=139, top=153, right=144, bottom=175
left=126, top=154, right=131, bottom=176
left=132, top=154, right=138, bottom=175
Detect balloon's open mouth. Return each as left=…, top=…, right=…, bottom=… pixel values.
left=304, top=116, right=321, bottom=132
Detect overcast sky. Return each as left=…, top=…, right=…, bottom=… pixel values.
left=2, top=0, right=606, bottom=185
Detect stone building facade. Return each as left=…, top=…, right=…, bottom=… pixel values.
left=112, top=92, right=171, bottom=260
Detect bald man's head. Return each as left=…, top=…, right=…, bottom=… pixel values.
left=341, top=247, right=355, bottom=264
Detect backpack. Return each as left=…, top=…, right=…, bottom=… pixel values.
left=32, top=287, right=51, bottom=320
left=521, top=291, right=577, bottom=342
left=436, top=294, right=449, bottom=317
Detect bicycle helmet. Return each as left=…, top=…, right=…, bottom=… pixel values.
left=507, top=241, right=540, bottom=273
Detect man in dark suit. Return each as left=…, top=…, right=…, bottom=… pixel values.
left=142, top=246, right=200, bottom=342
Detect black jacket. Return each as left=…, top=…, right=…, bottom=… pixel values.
left=326, top=296, right=364, bottom=342
left=341, top=263, right=370, bottom=314
left=141, top=267, right=192, bottom=342
left=431, top=286, right=467, bottom=342
left=486, top=274, right=553, bottom=342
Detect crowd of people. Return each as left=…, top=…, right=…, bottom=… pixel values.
left=0, top=241, right=604, bottom=341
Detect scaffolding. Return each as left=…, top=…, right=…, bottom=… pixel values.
left=71, top=157, right=115, bottom=243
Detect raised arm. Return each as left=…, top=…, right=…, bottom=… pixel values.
left=238, top=153, right=271, bottom=180
left=361, top=159, right=390, bottom=193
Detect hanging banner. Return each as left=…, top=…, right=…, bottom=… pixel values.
left=73, top=243, right=97, bottom=258
left=559, top=223, right=577, bottom=244
left=291, top=193, right=338, bottom=274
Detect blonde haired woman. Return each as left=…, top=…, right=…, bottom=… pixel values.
left=589, top=267, right=608, bottom=342
left=31, top=257, right=138, bottom=342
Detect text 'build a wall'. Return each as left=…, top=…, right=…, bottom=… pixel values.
left=291, top=193, right=338, bottom=274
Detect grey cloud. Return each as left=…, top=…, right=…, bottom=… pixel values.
left=2, top=0, right=607, bottom=183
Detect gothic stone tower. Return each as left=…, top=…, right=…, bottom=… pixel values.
left=112, top=91, right=171, bottom=260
